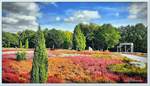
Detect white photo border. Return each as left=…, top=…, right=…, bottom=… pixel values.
left=0, top=0, right=149, bottom=86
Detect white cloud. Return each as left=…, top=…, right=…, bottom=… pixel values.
left=64, top=10, right=101, bottom=23
left=40, top=2, right=58, bottom=7
left=2, top=2, right=39, bottom=32
left=56, top=16, right=60, bottom=21
left=128, top=2, right=147, bottom=19
left=115, top=12, right=119, bottom=17
left=2, top=17, right=18, bottom=24
left=128, top=15, right=137, bottom=19
left=51, top=2, right=58, bottom=7
left=8, top=13, right=37, bottom=21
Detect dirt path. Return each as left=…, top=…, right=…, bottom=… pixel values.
left=2, top=51, right=34, bottom=54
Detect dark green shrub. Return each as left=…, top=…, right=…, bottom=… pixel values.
left=107, top=63, right=147, bottom=78
left=25, top=38, right=29, bottom=49
left=19, top=40, right=23, bottom=48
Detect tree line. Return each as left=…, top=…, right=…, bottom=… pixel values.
left=2, top=23, right=147, bottom=52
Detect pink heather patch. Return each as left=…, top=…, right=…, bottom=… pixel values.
left=65, top=56, right=123, bottom=82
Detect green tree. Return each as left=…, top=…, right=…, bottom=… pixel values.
left=25, top=38, right=29, bottom=49
left=18, top=31, right=26, bottom=46
left=24, top=30, right=36, bottom=48
left=94, top=26, right=106, bottom=50
left=19, top=40, right=23, bottom=48
left=95, top=24, right=121, bottom=50
left=73, top=25, right=86, bottom=50
left=63, top=31, right=73, bottom=49
left=2, top=32, right=18, bottom=48
left=31, top=26, right=48, bottom=83
left=79, top=23, right=99, bottom=49
left=119, top=23, right=147, bottom=52
left=45, top=29, right=65, bottom=49
left=18, top=30, right=36, bottom=48
left=43, top=28, right=49, bottom=40
left=7, top=42, right=10, bottom=47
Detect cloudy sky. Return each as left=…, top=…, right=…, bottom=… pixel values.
left=2, top=2, right=147, bottom=32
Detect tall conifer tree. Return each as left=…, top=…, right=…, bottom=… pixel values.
left=31, top=26, right=48, bottom=83
left=73, top=25, right=86, bottom=50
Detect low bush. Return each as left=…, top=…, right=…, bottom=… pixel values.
left=16, top=51, right=26, bottom=61
left=107, top=63, right=147, bottom=78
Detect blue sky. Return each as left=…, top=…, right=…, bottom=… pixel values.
left=2, top=2, right=147, bottom=32
left=38, top=2, right=147, bottom=32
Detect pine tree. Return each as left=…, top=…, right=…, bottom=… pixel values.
left=25, top=38, right=29, bottom=49
left=73, top=25, right=86, bottom=50
left=31, top=26, right=48, bottom=83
